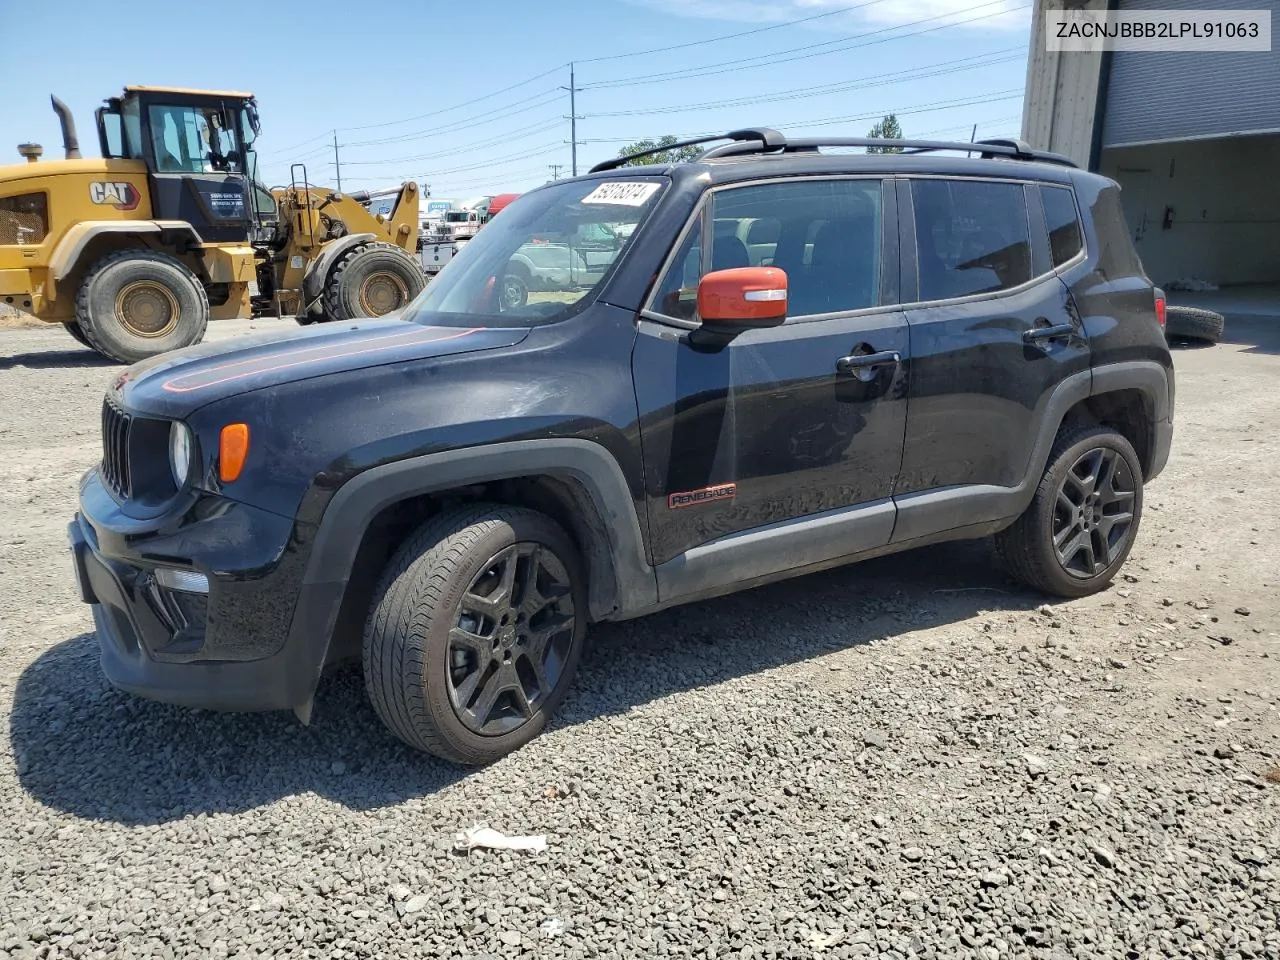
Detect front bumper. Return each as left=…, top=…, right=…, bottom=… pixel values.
left=70, top=469, right=336, bottom=712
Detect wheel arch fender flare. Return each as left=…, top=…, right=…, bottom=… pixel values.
left=302, top=438, right=658, bottom=622
left=50, top=220, right=202, bottom=281
left=300, top=232, right=377, bottom=312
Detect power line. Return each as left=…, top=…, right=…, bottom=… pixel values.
left=574, top=0, right=901, bottom=64
left=342, top=88, right=565, bottom=148
left=778, top=89, right=1025, bottom=130
left=581, top=1, right=1029, bottom=90
left=574, top=90, right=1026, bottom=156
left=267, top=0, right=896, bottom=149
left=271, top=130, right=335, bottom=155
left=259, top=1, right=1024, bottom=162
left=334, top=140, right=563, bottom=176
left=338, top=64, right=568, bottom=133
left=338, top=118, right=564, bottom=166
left=582, top=49, right=1023, bottom=119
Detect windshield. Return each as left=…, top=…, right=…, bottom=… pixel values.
left=445, top=211, right=474, bottom=223
left=147, top=102, right=247, bottom=174
left=403, top=176, right=667, bottom=328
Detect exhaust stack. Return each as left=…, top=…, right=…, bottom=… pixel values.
left=50, top=95, right=81, bottom=159
left=18, top=143, right=43, bottom=163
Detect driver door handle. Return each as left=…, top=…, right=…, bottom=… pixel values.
left=836, top=350, right=900, bottom=374
left=1023, top=322, right=1075, bottom=343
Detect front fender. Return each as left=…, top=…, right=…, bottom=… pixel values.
left=49, top=219, right=201, bottom=280
left=300, top=232, right=377, bottom=313
left=303, top=438, right=658, bottom=622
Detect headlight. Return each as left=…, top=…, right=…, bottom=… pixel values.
left=168, top=421, right=193, bottom=488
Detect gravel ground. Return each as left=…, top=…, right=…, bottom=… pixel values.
left=1, top=317, right=1277, bottom=960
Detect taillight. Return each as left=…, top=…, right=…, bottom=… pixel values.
left=1154, top=293, right=1167, bottom=328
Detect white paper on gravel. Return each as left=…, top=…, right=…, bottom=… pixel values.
left=455, top=824, right=548, bottom=853
left=580, top=181, right=660, bottom=206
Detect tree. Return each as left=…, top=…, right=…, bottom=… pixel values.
left=866, top=114, right=904, bottom=153
left=617, top=135, right=704, bottom=166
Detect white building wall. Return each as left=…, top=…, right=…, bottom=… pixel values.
left=1020, top=0, right=1108, bottom=166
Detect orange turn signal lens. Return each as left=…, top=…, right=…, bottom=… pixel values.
left=219, top=423, right=250, bottom=483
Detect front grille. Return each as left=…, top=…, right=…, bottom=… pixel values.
left=101, top=397, right=132, bottom=498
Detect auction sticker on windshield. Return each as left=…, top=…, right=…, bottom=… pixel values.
left=581, top=182, right=661, bottom=206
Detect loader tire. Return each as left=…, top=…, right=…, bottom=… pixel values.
left=321, top=242, right=424, bottom=322
left=76, top=250, right=209, bottom=364
left=64, top=320, right=92, bottom=348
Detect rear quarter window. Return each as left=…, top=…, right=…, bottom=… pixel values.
left=1041, top=185, right=1084, bottom=267
left=1091, top=185, right=1146, bottom=281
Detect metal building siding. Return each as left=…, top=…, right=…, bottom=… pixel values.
left=1102, top=0, right=1280, bottom=146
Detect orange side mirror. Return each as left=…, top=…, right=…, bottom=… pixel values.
left=696, top=266, right=788, bottom=329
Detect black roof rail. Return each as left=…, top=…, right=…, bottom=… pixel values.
left=699, top=135, right=1077, bottom=168
left=590, top=127, right=786, bottom=173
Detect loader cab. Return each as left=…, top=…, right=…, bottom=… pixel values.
left=96, top=86, right=260, bottom=243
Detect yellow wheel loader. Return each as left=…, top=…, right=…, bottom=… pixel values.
left=0, top=87, right=424, bottom=363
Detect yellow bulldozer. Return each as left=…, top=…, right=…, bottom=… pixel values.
left=0, top=86, right=424, bottom=362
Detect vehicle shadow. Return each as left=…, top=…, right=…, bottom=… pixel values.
left=1218, top=313, right=1280, bottom=357
left=10, top=540, right=1047, bottom=825
left=0, top=349, right=117, bottom=370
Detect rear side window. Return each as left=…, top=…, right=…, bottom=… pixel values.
left=1041, top=185, right=1084, bottom=266
left=0, top=193, right=48, bottom=245
left=912, top=179, right=1032, bottom=301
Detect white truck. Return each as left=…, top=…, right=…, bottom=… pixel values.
left=419, top=194, right=519, bottom=276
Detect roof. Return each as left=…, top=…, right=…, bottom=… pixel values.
left=578, top=151, right=1082, bottom=189
left=123, top=85, right=255, bottom=99
left=584, top=130, right=1081, bottom=188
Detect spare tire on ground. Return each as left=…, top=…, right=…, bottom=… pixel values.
left=1165, top=305, right=1225, bottom=345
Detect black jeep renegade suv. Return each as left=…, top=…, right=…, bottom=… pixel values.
left=69, top=131, right=1174, bottom=764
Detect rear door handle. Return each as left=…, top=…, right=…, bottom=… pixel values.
left=836, top=350, right=900, bottom=374
left=1023, top=322, right=1075, bottom=343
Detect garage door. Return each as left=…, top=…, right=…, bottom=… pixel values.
left=1102, top=0, right=1280, bottom=147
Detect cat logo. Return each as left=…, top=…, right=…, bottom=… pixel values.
left=88, top=181, right=141, bottom=211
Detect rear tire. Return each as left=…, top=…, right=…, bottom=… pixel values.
left=1165, top=305, right=1224, bottom=344
left=321, top=242, right=424, bottom=322
left=75, top=250, right=209, bottom=363
left=363, top=504, right=588, bottom=764
left=995, top=426, right=1144, bottom=598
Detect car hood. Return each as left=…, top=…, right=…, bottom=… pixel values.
left=116, top=317, right=530, bottom=418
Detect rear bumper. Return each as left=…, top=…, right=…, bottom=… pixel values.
left=70, top=469, right=336, bottom=712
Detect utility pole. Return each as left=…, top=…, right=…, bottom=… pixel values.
left=548, top=164, right=563, bottom=181
left=332, top=130, right=342, bottom=191
left=561, top=62, right=582, bottom=177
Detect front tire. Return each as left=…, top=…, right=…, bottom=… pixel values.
left=63, top=319, right=92, bottom=348
left=995, top=426, right=1144, bottom=598
left=363, top=504, right=587, bottom=764
left=75, top=250, right=209, bottom=363
left=321, top=242, right=424, bottom=322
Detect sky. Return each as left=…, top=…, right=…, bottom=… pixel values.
left=4, top=0, right=1032, bottom=202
